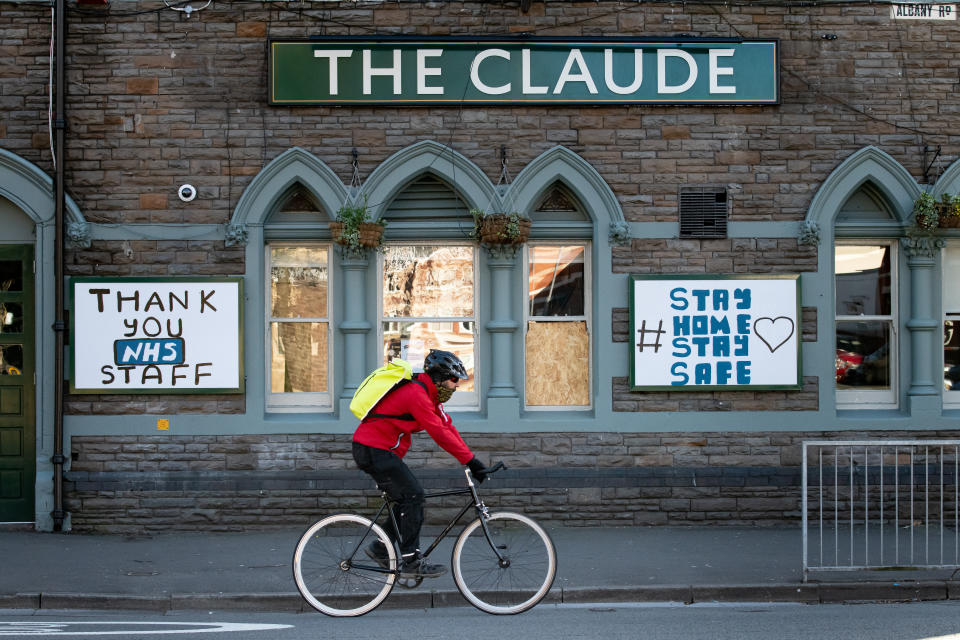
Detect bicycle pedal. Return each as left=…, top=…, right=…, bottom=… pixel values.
left=397, top=576, right=423, bottom=589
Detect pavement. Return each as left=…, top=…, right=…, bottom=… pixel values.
left=2, top=524, right=960, bottom=613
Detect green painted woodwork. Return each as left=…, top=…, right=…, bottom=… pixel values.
left=0, top=245, right=34, bottom=522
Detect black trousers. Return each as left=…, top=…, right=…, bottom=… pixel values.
left=352, top=442, right=424, bottom=557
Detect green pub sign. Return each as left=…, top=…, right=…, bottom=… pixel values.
left=269, top=37, right=779, bottom=105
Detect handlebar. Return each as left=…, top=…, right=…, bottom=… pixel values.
left=484, top=461, right=506, bottom=475
left=465, top=461, right=507, bottom=481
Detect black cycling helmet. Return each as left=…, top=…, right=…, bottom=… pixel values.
left=424, top=349, right=469, bottom=381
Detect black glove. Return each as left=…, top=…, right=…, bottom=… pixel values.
left=467, top=457, right=488, bottom=484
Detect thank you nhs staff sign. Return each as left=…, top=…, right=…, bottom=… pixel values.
left=269, top=37, right=779, bottom=105
left=71, top=277, right=244, bottom=393
left=630, top=275, right=801, bottom=390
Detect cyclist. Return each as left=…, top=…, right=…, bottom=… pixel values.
left=352, top=349, right=489, bottom=579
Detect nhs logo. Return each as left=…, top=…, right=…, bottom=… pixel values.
left=114, top=338, right=185, bottom=365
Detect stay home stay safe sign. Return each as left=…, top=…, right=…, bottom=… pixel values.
left=629, top=275, right=801, bottom=390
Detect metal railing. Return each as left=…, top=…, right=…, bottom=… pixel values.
left=802, top=440, right=960, bottom=582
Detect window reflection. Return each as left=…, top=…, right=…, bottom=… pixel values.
left=270, top=322, right=328, bottom=393
left=270, top=247, right=328, bottom=319
left=0, top=345, right=23, bottom=376
left=382, top=246, right=474, bottom=318
left=0, top=262, right=22, bottom=292
left=528, top=245, right=585, bottom=317
left=836, top=321, right=890, bottom=389
left=946, top=317, right=960, bottom=392
left=0, top=303, right=22, bottom=334
left=382, top=321, right=475, bottom=392
left=835, top=245, right=891, bottom=316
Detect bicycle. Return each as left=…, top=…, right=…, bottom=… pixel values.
left=292, top=462, right=557, bottom=617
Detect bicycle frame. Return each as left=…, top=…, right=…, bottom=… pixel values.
left=348, top=469, right=505, bottom=574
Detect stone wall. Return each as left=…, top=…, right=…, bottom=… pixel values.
left=64, top=430, right=960, bottom=533
left=6, top=1, right=959, bottom=530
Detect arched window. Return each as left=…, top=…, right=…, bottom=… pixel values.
left=524, top=184, right=591, bottom=409
left=834, top=184, right=901, bottom=409
left=265, top=186, right=334, bottom=412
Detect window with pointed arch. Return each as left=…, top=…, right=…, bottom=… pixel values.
left=834, top=241, right=898, bottom=409
left=944, top=244, right=960, bottom=406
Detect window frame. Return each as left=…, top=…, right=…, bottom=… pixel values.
left=264, top=242, right=334, bottom=413
left=943, top=243, right=960, bottom=408
left=377, top=241, right=480, bottom=411
left=522, top=241, right=593, bottom=411
left=834, top=239, right=899, bottom=410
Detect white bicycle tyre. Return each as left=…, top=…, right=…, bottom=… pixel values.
left=293, top=513, right=396, bottom=617
left=451, top=511, right=557, bottom=615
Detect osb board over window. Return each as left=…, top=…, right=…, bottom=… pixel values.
left=525, top=321, right=589, bottom=406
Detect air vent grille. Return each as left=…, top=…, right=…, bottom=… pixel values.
left=679, top=188, right=728, bottom=238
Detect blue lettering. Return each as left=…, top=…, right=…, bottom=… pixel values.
left=691, top=336, right=710, bottom=356
left=737, top=360, right=751, bottom=384
left=735, top=288, right=752, bottom=309
left=737, top=314, right=751, bottom=334
left=713, top=335, right=730, bottom=357
left=734, top=334, right=749, bottom=356
left=713, top=289, right=729, bottom=311
left=692, top=289, right=709, bottom=311
left=710, top=316, right=730, bottom=334
left=674, top=315, right=691, bottom=336
left=672, top=337, right=691, bottom=357
left=671, top=361, right=689, bottom=385
left=716, top=361, right=733, bottom=384
left=693, top=315, right=709, bottom=335
left=669, top=287, right=688, bottom=310
left=695, top=363, right=712, bottom=384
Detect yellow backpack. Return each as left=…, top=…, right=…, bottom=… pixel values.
left=349, top=359, right=426, bottom=420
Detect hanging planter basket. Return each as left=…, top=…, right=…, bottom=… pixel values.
left=357, top=222, right=385, bottom=248
left=330, top=195, right=387, bottom=253
left=479, top=213, right=532, bottom=245
left=330, top=221, right=385, bottom=248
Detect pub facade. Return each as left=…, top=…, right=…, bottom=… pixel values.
left=1, top=0, right=959, bottom=532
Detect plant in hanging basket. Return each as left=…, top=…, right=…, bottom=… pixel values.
left=470, top=209, right=531, bottom=245
left=936, top=194, right=960, bottom=229
left=912, top=192, right=940, bottom=231
left=331, top=196, right=386, bottom=252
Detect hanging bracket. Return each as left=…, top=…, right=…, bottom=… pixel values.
left=923, top=144, right=942, bottom=184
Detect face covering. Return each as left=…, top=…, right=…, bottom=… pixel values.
left=436, top=384, right=455, bottom=404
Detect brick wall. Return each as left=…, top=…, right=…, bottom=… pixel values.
left=5, top=2, right=950, bottom=227
left=7, top=2, right=958, bottom=530
left=64, top=430, right=960, bottom=533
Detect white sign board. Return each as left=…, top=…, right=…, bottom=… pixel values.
left=891, top=3, right=956, bottom=19
left=630, top=275, right=801, bottom=390
left=71, top=277, right=243, bottom=393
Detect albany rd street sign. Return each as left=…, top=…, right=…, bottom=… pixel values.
left=269, top=37, right=779, bottom=105
left=890, top=3, right=957, bottom=19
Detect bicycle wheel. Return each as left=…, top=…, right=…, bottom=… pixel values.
left=452, top=511, right=557, bottom=614
left=292, top=513, right=397, bottom=617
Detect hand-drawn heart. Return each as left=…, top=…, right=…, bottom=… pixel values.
left=753, top=316, right=795, bottom=353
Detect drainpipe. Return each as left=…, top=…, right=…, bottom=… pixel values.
left=51, top=0, right=67, bottom=532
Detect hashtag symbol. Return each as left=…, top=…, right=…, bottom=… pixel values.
left=636, top=320, right=665, bottom=353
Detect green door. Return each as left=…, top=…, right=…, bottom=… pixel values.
left=0, top=245, right=35, bottom=522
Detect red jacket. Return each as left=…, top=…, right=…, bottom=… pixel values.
left=352, top=372, right=474, bottom=464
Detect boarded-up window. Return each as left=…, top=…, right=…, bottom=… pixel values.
left=525, top=245, right=590, bottom=408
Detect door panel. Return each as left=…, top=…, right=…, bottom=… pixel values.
left=0, top=245, right=34, bottom=522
